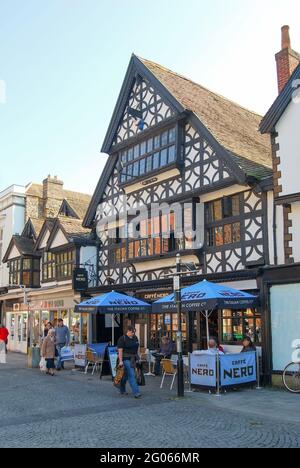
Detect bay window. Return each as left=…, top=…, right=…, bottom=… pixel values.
left=119, top=126, right=177, bottom=184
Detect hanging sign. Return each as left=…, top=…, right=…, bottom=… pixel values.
left=73, top=268, right=88, bottom=292
left=220, top=352, right=257, bottom=387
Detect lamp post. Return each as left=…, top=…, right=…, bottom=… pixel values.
left=175, top=254, right=184, bottom=398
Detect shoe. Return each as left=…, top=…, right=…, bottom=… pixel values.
left=120, top=392, right=129, bottom=396
left=134, top=394, right=142, bottom=399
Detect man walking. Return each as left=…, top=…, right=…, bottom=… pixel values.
left=117, top=325, right=141, bottom=399
left=55, top=319, right=70, bottom=370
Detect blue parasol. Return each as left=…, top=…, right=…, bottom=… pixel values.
left=75, top=291, right=151, bottom=345
left=153, top=280, right=258, bottom=349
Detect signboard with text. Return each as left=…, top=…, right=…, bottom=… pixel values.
left=73, top=268, right=88, bottom=292
left=74, top=344, right=87, bottom=367
left=190, top=354, right=217, bottom=388
left=220, top=352, right=257, bottom=387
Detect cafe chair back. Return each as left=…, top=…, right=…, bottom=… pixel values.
left=85, top=348, right=104, bottom=377
left=160, top=359, right=177, bottom=390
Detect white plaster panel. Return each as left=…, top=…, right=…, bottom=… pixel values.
left=290, top=202, right=300, bottom=262
left=275, top=99, right=300, bottom=197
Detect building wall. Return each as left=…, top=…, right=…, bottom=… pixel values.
left=275, top=99, right=300, bottom=197
left=0, top=186, right=26, bottom=288
left=290, top=202, right=300, bottom=262
left=95, top=116, right=269, bottom=286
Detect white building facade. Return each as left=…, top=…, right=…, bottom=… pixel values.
left=0, top=185, right=26, bottom=292
left=260, top=26, right=300, bottom=379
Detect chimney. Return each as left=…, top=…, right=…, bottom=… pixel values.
left=43, top=175, right=64, bottom=218
left=276, top=26, right=300, bottom=94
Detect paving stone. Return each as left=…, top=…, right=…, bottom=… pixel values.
left=1, top=353, right=300, bottom=448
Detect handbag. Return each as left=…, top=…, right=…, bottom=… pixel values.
left=39, top=357, right=47, bottom=372
left=113, top=365, right=125, bottom=389
left=136, top=362, right=146, bottom=386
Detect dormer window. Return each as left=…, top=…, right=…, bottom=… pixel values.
left=119, top=126, right=178, bottom=185
left=8, top=257, right=40, bottom=288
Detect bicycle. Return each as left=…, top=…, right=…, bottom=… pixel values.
left=283, top=346, right=300, bottom=393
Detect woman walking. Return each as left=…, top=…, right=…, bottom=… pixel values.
left=41, top=328, right=56, bottom=376
left=0, top=324, right=9, bottom=364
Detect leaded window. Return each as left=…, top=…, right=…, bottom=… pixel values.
left=42, top=252, right=56, bottom=282
left=56, top=250, right=76, bottom=280
left=119, top=127, right=177, bottom=184
left=205, top=194, right=241, bottom=247
left=9, top=257, right=40, bottom=288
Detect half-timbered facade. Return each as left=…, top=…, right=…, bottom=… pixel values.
left=84, top=54, right=273, bottom=362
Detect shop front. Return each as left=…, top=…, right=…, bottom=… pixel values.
left=29, top=291, right=91, bottom=347
left=0, top=294, right=30, bottom=354
left=133, top=277, right=262, bottom=355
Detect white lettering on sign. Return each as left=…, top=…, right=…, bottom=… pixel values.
left=292, top=339, right=300, bottom=363
left=223, top=366, right=254, bottom=380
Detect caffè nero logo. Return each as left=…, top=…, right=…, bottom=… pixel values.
left=0, top=80, right=6, bottom=104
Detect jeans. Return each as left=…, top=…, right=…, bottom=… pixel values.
left=56, top=343, right=66, bottom=370
left=120, top=359, right=140, bottom=396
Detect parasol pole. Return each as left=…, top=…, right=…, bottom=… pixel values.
left=206, top=310, right=210, bottom=350
left=112, top=313, right=115, bottom=346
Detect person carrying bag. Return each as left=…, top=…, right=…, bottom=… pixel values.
left=117, top=325, right=142, bottom=399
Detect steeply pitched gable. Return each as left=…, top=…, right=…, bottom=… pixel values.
left=84, top=55, right=272, bottom=228
left=260, top=63, right=300, bottom=134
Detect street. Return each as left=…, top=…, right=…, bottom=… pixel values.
left=0, top=353, right=300, bottom=448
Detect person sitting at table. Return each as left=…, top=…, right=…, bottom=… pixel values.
left=241, top=336, right=256, bottom=353
left=153, top=336, right=175, bottom=375
left=203, top=337, right=225, bottom=355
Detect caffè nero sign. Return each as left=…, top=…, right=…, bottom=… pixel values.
left=73, top=268, right=89, bottom=292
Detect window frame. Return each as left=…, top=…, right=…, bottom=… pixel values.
left=205, top=194, right=242, bottom=249
left=55, top=249, right=76, bottom=281
left=118, top=125, right=180, bottom=186
left=220, top=308, right=262, bottom=346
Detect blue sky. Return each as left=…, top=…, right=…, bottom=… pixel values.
left=0, top=0, right=299, bottom=195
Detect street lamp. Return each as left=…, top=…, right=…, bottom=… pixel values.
left=175, top=254, right=185, bottom=398
left=165, top=255, right=202, bottom=398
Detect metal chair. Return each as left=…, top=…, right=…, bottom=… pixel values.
left=84, top=348, right=104, bottom=377
left=160, top=359, right=177, bottom=390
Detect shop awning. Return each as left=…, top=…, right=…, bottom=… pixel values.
left=74, top=291, right=152, bottom=314
left=152, top=279, right=258, bottom=313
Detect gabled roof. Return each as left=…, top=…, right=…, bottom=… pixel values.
left=84, top=55, right=272, bottom=228
left=21, top=219, right=38, bottom=241
left=260, top=63, right=300, bottom=134
left=34, top=219, right=56, bottom=251
left=58, top=199, right=80, bottom=219
left=139, top=57, right=272, bottom=169
left=46, top=217, right=92, bottom=250
left=2, top=235, right=40, bottom=263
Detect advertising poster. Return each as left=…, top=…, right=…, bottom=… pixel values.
left=74, top=344, right=87, bottom=367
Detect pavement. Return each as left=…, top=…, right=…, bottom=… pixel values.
left=0, top=352, right=300, bottom=448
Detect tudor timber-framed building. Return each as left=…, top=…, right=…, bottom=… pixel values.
left=83, top=54, right=274, bottom=380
